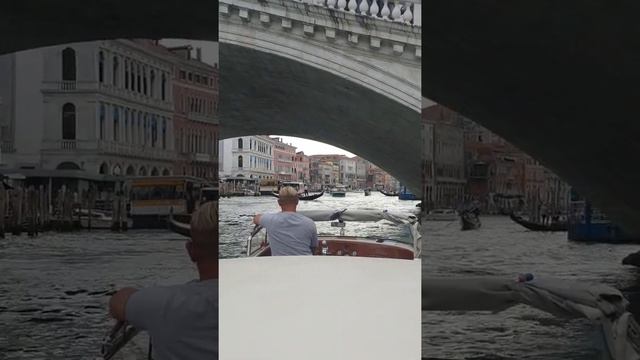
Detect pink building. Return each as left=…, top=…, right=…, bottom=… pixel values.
left=293, top=151, right=310, bottom=183
left=272, top=137, right=296, bottom=182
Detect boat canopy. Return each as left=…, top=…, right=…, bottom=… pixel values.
left=297, top=209, right=418, bottom=225
left=423, top=276, right=639, bottom=360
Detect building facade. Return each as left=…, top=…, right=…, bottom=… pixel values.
left=422, top=104, right=467, bottom=209
left=272, top=137, right=296, bottom=182
left=293, top=151, right=310, bottom=183
left=167, top=44, right=219, bottom=181
left=219, top=136, right=275, bottom=180
left=339, top=158, right=357, bottom=189
left=0, top=40, right=182, bottom=176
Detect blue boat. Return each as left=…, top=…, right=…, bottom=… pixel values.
left=398, top=186, right=418, bottom=201
left=568, top=190, right=638, bottom=243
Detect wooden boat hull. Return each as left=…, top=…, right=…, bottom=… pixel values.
left=167, top=213, right=191, bottom=237
left=510, top=214, right=568, bottom=231
left=398, top=193, right=419, bottom=200
left=331, top=192, right=346, bottom=197
left=252, top=236, right=415, bottom=260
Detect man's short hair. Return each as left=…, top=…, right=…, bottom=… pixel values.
left=190, top=202, right=218, bottom=257
left=278, top=186, right=299, bottom=205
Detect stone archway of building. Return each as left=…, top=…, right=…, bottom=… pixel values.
left=56, top=161, right=81, bottom=170
left=112, top=164, right=122, bottom=176
left=151, top=167, right=159, bottom=176
left=126, top=165, right=135, bottom=176
left=99, top=162, right=109, bottom=175
left=162, top=168, right=170, bottom=176
left=139, top=167, right=147, bottom=176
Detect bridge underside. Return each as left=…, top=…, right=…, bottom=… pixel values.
left=3, top=1, right=640, bottom=234
left=422, top=1, right=640, bottom=235
left=218, top=44, right=421, bottom=192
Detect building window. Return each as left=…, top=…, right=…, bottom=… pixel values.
left=97, top=51, right=104, bottom=83
left=62, top=103, right=76, bottom=140
left=150, top=70, right=155, bottom=98
left=180, top=70, right=186, bottom=79
left=151, top=116, right=157, bottom=147
left=99, top=103, right=105, bottom=140
left=112, top=56, right=119, bottom=86
left=238, top=138, right=243, bottom=149
left=124, top=109, right=129, bottom=143
left=238, top=155, right=243, bottom=168
left=162, top=118, right=166, bottom=149
left=143, top=66, right=148, bottom=95
left=113, top=106, right=119, bottom=142
left=137, top=64, right=142, bottom=93
left=62, top=47, right=77, bottom=82
left=130, top=62, right=136, bottom=90
left=188, top=72, right=192, bottom=81
left=124, top=60, right=129, bottom=89
left=161, top=74, right=166, bottom=100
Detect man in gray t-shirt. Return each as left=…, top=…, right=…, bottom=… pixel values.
left=253, top=186, right=318, bottom=256
left=108, top=202, right=218, bottom=359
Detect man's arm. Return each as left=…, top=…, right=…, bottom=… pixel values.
left=109, top=287, right=138, bottom=322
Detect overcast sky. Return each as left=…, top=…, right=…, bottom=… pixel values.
left=273, top=136, right=356, bottom=157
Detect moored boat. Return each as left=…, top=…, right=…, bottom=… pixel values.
left=364, top=188, right=371, bottom=196
left=247, top=208, right=421, bottom=259
left=330, top=185, right=347, bottom=197
left=271, top=190, right=324, bottom=201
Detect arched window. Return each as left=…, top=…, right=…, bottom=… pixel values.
left=99, top=162, right=109, bottom=175
left=161, top=73, right=167, bottom=100
left=238, top=155, right=243, bottom=168
left=112, top=56, right=119, bottom=86
left=151, top=115, right=157, bottom=147
left=150, top=70, right=155, bottom=98
left=62, top=47, right=77, bottom=81
left=151, top=167, right=159, bottom=176
left=130, top=62, right=136, bottom=90
left=62, top=103, right=76, bottom=140
left=138, top=167, right=147, bottom=176
left=113, top=106, right=119, bottom=142
left=124, top=60, right=129, bottom=89
left=238, top=138, right=243, bottom=149
left=162, top=169, right=170, bottom=176
left=97, top=51, right=104, bottom=83
left=126, top=165, right=135, bottom=176
left=99, top=103, right=105, bottom=140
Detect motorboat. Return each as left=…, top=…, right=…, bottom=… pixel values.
left=73, top=209, right=132, bottom=230
left=247, top=208, right=421, bottom=259
left=364, top=188, right=371, bottom=196
left=330, top=185, right=347, bottom=197
left=423, top=208, right=458, bottom=221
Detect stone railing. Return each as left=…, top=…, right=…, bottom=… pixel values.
left=187, top=112, right=217, bottom=124
left=98, top=140, right=176, bottom=161
left=298, top=0, right=418, bottom=26
left=99, top=84, right=173, bottom=111
left=0, top=141, right=14, bottom=153
left=41, top=81, right=98, bottom=92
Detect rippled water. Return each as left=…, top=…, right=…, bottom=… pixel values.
left=0, top=231, right=197, bottom=359
left=422, top=216, right=640, bottom=360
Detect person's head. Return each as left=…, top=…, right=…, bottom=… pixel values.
left=186, top=202, right=218, bottom=274
left=277, top=186, right=299, bottom=211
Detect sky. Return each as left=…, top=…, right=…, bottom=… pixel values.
left=273, top=136, right=356, bottom=157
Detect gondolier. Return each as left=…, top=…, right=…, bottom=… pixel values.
left=253, top=186, right=318, bottom=256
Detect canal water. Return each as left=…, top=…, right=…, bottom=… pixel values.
left=0, top=230, right=196, bottom=359
left=2, top=191, right=639, bottom=359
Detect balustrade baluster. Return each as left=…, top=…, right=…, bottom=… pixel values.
left=369, top=0, right=380, bottom=17
left=358, top=0, right=369, bottom=15
left=401, top=2, right=413, bottom=24
left=380, top=0, right=391, bottom=19
left=327, top=0, right=337, bottom=8
left=390, top=1, right=402, bottom=21
left=347, top=0, right=358, bottom=12
left=337, top=0, right=347, bottom=11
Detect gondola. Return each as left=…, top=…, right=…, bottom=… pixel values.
left=378, top=189, right=398, bottom=196
left=509, top=213, right=568, bottom=232
left=167, top=211, right=191, bottom=237
left=460, top=211, right=481, bottom=230
left=271, top=190, right=324, bottom=201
